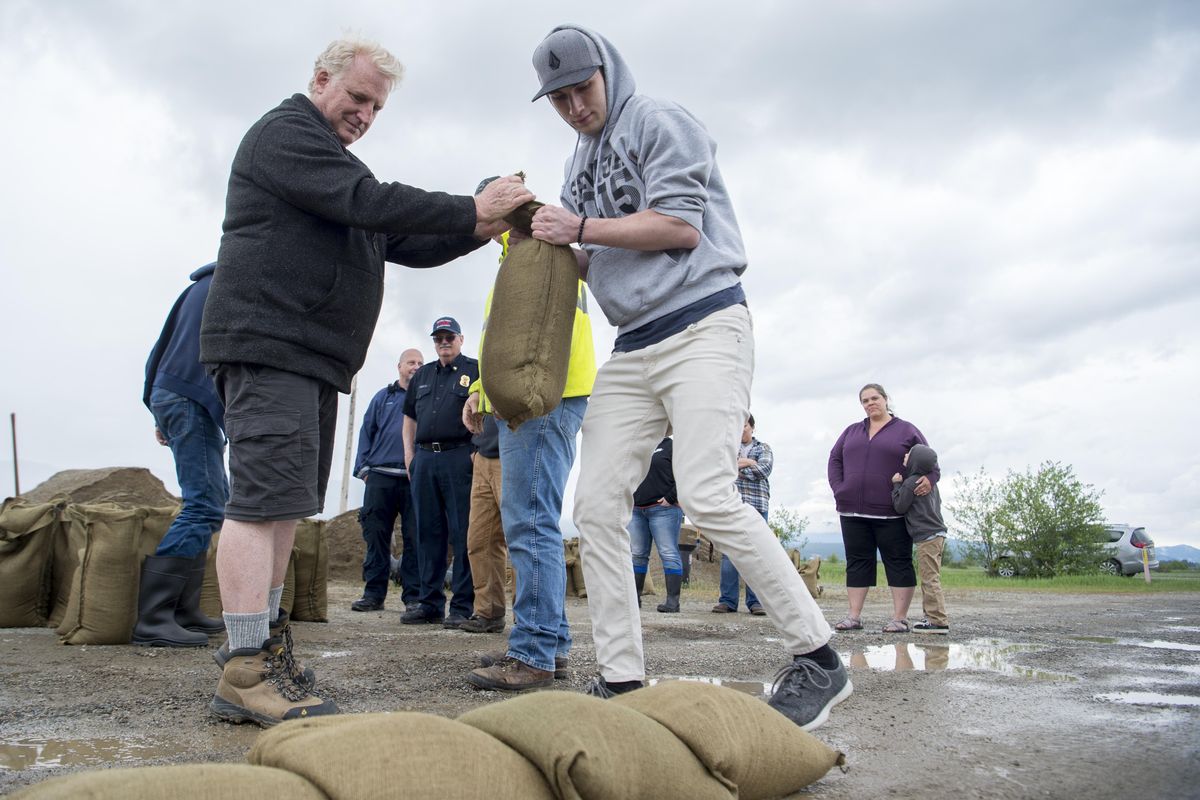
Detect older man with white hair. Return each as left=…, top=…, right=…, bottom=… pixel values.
left=200, top=36, right=532, bottom=726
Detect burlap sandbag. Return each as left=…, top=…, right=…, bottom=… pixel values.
left=563, top=538, right=586, bottom=598
left=613, top=680, right=846, bottom=799
left=481, top=204, right=578, bottom=430
left=0, top=498, right=62, bottom=627
left=249, top=712, right=555, bottom=799
left=459, top=690, right=730, bottom=800
left=291, top=518, right=328, bottom=622
left=7, top=763, right=326, bottom=799
left=280, top=554, right=297, bottom=618
left=55, top=504, right=152, bottom=644
left=199, top=533, right=222, bottom=619
left=787, top=549, right=823, bottom=599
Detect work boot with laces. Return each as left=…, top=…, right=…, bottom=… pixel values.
left=213, top=611, right=315, bottom=691
left=210, top=636, right=337, bottom=727
left=467, top=657, right=554, bottom=691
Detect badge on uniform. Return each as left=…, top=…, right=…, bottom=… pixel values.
left=460, top=375, right=471, bottom=388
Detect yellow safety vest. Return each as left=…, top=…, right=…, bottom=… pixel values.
left=470, top=234, right=596, bottom=414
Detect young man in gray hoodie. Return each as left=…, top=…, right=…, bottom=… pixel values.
left=527, top=25, right=851, bottom=730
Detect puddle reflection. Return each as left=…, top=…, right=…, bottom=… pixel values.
left=1094, top=692, right=1200, bottom=708
left=0, top=738, right=164, bottom=772
left=839, top=641, right=1075, bottom=681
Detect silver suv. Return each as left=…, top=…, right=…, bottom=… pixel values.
left=992, top=523, right=1158, bottom=577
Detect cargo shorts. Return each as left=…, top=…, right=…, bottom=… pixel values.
left=211, top=363, right=338, bottom=522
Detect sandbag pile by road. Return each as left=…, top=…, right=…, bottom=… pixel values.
left=0, top=494, right=329, bottom=643
left=10, top=681, right=846, bottom=799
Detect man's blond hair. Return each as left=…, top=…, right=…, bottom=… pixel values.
left=307, top=37, right=404, bottom=95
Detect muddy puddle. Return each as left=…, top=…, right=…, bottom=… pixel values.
left=0, top=737, right=166, bottom=772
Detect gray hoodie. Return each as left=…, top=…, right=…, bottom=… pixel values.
left=891, top=444, right=947, bottom=543
left=550, top=24, right=747, bottom=333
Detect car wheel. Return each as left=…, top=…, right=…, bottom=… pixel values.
left=995, top=559, right=1016, bottom=578
left=1100, top=559, right=1121, bottom=576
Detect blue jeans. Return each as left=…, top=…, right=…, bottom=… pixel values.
left=628, top=505, right=684, bottom=575
left=718, top=508, right=768, bottom=610
left=498, top=396, right=586, bottom=673
left=149, top=387, right=228, bottom=558
left=410, top=446, right=474, bottom=619
left=358, top=472, right=417, bottom=604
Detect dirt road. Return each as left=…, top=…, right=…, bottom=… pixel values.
left=2, top=572, right=1197, bottom=798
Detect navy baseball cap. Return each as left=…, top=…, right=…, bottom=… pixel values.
left=430, top=316, right=462, bottom=335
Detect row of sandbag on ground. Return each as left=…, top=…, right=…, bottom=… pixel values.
left=10, top=680, right=846, bottom=799
left=0, top=496, right=329, bottom=643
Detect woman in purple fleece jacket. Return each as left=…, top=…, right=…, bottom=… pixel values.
left=827, top=384, right=937, bottom=633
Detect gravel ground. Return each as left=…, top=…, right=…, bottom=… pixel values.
left=2, top=566, right=1197, bottom=798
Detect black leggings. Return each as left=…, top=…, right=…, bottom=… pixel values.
left=840, top=516, right=915, bottom=588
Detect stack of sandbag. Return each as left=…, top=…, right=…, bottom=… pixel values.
left=14, top=682, right=845, bottom=798
left=290, top=518, right=328, bottom=622
left=0, top=497, right=63, bottom=627
left=54, top=502, right=179, bottom=645
left=787, top=549, right=823, bottom=599
left=563, top=538, right=587, bottom=598
left=481, top=201, right=579, bottom=430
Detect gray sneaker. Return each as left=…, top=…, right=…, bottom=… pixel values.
left=766, top=656, right=853, bottom=731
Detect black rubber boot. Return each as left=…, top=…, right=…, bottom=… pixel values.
left=132, top=556, right=209, bottom=647
left=175, top=553, right=225, bottom=635
left=634, top=571, right=646, bottom=608
left=657, top=574, right=682, bottom=613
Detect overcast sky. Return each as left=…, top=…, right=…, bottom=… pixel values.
left=2, top=0, right=1197, bottom=547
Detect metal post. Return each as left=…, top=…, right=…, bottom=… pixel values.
left=10, top=413, right=19, bottom=496
left=339, top=375, right=358, bottom=515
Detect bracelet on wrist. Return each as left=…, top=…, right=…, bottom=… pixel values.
left=577, top=215, right=587, bottom=246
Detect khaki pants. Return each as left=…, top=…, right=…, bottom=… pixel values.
left=466, top=455, right=506, bottom=620
left=573, top=305, right=832, bottom=682
left=916, top=536, right=948, bottom=626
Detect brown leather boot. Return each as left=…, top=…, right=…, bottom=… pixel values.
left=479, top=649, right=568, bottom=680
left=213, top=611, right=315, bottom=691
left=466, top=657, right=554, bottom=691
left=210, top=637, right=337, bottom=727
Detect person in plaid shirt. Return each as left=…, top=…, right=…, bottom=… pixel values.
left=713, top=415, right=774, bottom=615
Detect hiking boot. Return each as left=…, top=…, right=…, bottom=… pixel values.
left=443, top=613, right=470, bottom=630
left=131, top=556, right=209, bottom=648
left=213, top=612, right=315, bottom=692
left=766, top=655, right=853, bottom=731
left=657, top=574, right=682, bottom=613
left=210, top=637, right=337, bottom=727
left=401, top=606, right=443, bottom=625
left=466, top=657, right=554, bottom=691
left=913, top=619, right=950, bottom=635
left=582, top=676, right=644, bottom=699
left=749, top=603, right=767, bottom=616
left=350, top=596, right=384, bottom=612
left=459, top=614, right=505, bottom=633
left=711, top=603, right=735, bottom=613
left=175, top=554, right=225, bottom=635
left=480, top=650, right=568, bottom=680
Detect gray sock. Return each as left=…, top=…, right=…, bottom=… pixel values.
left=267, top=585, right=284, bottom=622
left=224, top=610, right=270, bottom=651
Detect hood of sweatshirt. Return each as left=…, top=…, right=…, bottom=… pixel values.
left=906, top=444, right=939, bottom=478
left=189, top=262, right=216, bottom=282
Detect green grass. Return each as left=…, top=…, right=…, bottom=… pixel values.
left=813, top=560, right=1200, bottom=593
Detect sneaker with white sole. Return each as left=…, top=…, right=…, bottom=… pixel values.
left=913, top=619, right=950, bottom=634
left=766, top=655, right=853, bottom=731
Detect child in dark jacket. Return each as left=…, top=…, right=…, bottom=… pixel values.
left=892, top=444, right=950, bottom=634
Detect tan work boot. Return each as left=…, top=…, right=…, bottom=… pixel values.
left=210, top=637, right=337, bottom=727
left=213, top=612, right=315, bottom=691
left=466, top=657, right=554, bottom=691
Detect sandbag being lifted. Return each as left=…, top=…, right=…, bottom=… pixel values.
left=481, top=201, right=578, bottom=430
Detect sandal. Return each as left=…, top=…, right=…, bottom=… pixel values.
left=882, top=619, right=910, bottom=633
left=833, top=617, right=863, bottom=631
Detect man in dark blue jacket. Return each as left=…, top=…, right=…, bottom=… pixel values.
left=137, top=262, right=228, bottom=649
left=352, top=348, right=423, bottom=613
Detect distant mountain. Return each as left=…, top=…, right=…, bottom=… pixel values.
left=1157, top=544, right=1200, bottom=563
